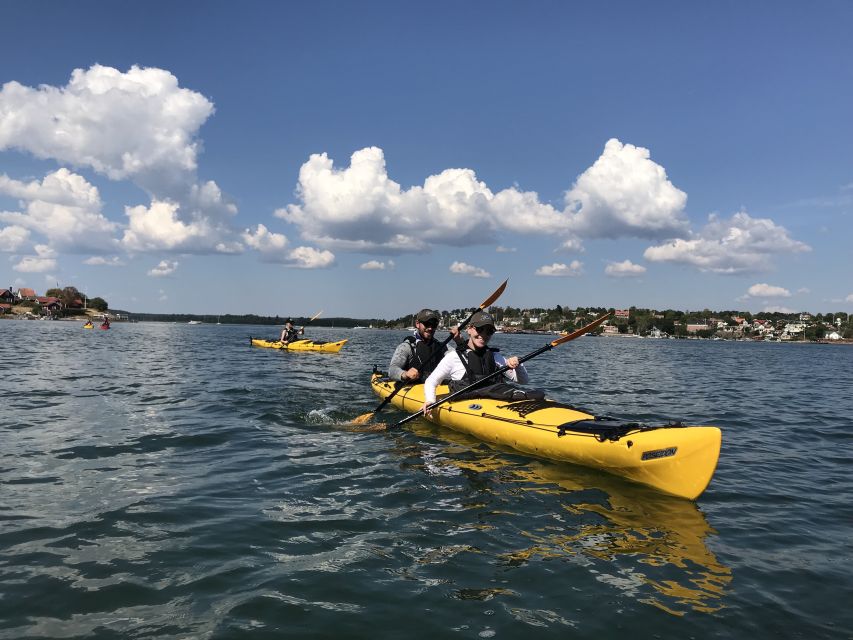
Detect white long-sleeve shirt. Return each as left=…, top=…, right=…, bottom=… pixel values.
left=422, top=349, right=529, bottom=405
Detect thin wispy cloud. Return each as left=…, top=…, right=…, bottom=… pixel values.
left=360, top=260, right=394, bottom=270
left=148, top=260, right=179, bottom=277
left=83, top=256, right=125, bottom=266
left=535, top=261, right=583, bottom=277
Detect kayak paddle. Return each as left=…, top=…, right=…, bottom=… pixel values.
left=389, top=311, right=613, bottom=430
left=351, top=279, right=508, bottom=425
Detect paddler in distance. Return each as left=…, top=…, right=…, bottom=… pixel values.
left=388, top=309, right=462, bottom=384
left=279, top=318, right=304, bottom=345
left=421, top=311, right=542, bottom=416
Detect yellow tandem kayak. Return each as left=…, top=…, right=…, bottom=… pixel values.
left=369, top=373, right=721, bottom=500
left=250, top=337, right=348, bottom=353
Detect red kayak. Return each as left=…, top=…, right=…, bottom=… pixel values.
left=100, top=324, right=110, bottom=330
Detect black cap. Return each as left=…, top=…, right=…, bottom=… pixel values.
left=469, top=311, right=495, bottom=329
left=416, top=309, right=439, bottom=323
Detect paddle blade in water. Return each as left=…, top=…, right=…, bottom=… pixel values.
left=351, top=412, right=375, bottom=425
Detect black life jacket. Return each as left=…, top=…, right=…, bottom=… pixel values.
left=404, top=335, right=444, bottom=381
left=456, top=345, right=499, bottom=385
left=283, top=327, right=300, bottom=342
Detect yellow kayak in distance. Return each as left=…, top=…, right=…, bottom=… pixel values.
left=250, top=337, right=348, bottom=353
left=83, top=323, right=94, bottom=329
left=369, top=373, right=721, bottom=500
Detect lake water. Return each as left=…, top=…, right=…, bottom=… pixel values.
left=1, top=321, right=851, bottom=639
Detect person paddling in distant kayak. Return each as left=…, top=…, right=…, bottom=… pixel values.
left=388, top=309, right=462, bottom=384
left=101, top=315, right=110, bottom=328
left=421, top=311, right=542, bottom=415
left=280, top=319, right=304, bottom=344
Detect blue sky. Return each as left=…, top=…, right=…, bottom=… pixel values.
left=2, top=1, right=851, bottom=318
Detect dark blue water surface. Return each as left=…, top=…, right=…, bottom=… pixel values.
left=1, top=321, right=851, bottom=639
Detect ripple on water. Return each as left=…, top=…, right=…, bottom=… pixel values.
left=1, top=324, right=851, bottom=637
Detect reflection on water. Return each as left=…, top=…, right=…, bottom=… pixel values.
left=396, top=421, right=731, bottom=616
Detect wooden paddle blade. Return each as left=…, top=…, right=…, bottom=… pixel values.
left=550, top=311, right=612, bottom=347
left=310, top=310, right=323, bottom=322
left=351, top=412, right=375, bottom=425
left=479, top=278, right=508, bottom=310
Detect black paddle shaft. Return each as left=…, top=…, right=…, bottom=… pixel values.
left=390, top=341, right=555, bottom=429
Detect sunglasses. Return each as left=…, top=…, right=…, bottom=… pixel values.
left=420, top=320, right=438, bottom=328
left=473, top=325, right=495, bottom=337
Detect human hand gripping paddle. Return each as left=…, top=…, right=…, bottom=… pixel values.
left=390, top=311, right=613, bottom=430
left=350, top=279, right=509, bottom=425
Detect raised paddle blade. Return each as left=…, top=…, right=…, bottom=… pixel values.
left=479, top=278, right=507, bottom=310
left=309, top=310, right=323, bottom=322
left=550, top=311, right=612, bottom=347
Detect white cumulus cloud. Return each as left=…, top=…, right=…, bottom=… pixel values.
left=274, top=140, right=690, bottom=256
left=643, top=211, right=811, bottom=274
left=564, top=139, right=690, bottom=240
left=846, top=294, right=853, bottom=303
left=1, top=66, right=242, bottom=255
left=535, top=261, right=583, bottom=277
left=449, top=261, right=491, bottom=278
left=0, top=225, right=30, bottom=251
left=604, top=260, right=646, bottom=277
left=286, top=246, right=335, bottom=269
left=122, top=200, right=235, bottom=254
left=148, top=259, right=179, bottom=277
left=13, top=244, right=56, bottom=272
left=242, top=224, right=289, bottom=257
left=0, top=65, right=213, bottom=182
left=360, top=260, right=394, bottom=270
left=746, top=283, right=791, bottom=298
left=0, top=169, right=119, bottom=252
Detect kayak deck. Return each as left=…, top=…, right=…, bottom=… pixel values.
left=250, top=337, right=348, bottom=353
left=370, top=373, right=720, bottom=500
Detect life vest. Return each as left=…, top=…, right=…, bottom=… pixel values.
left=455, top=345, right=499, bottom=385
left=282, top=327, right=300, bottom=342
left=403, top=335, right=444, bottom=381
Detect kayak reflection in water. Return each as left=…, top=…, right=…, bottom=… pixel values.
left=279, top=318, right=304, bottom=344
left=421, top=311, right=543, bottom=416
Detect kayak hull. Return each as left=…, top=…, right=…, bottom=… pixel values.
left=370, top=374, right=720, bottom=500
left=251, top=338, right=348, bottom=353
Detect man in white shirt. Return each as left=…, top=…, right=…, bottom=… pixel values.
left=421, top=311, right=537, bottom=415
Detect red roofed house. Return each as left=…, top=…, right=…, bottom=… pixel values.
left=36, top=296, right=62, bottom=315
left=17, top=287, right=37, bottom=301
left=0, top=303, right=12, bottom=315
left=0, top=288, right=15, bottom=304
